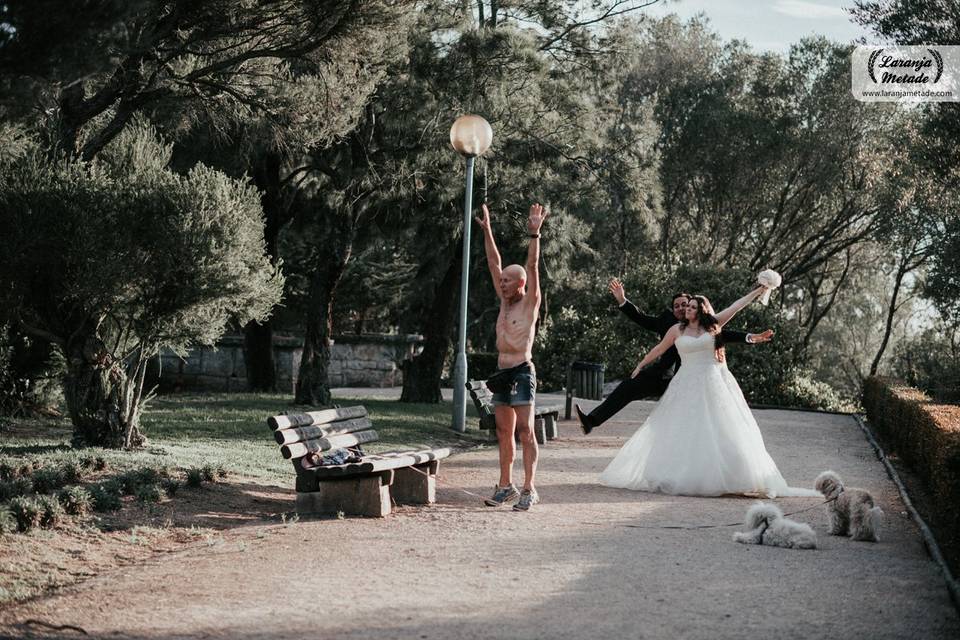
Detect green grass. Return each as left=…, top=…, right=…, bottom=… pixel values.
left=0, top=391, right=493, bottom=608
left=1, top=392, right=488, bottom=482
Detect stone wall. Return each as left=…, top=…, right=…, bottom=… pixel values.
left=326, top=334, right=423, bottom=388
left=151, top=333, right=423, bottom=392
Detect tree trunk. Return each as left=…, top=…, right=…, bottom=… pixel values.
left=295, top=280, right=335, bottom=406
left=870, top=254, right=911, bottom=376
left=295, top=216, right=353, bottom=406
left=63, top=334, right=146, bottom=449
left=243, top=320, right=276, bottom=391
left=401, top=238, right=463, bottom=404
left=243, top=152, right=284, bottom=391
left=801, top=251, right=852, bottom=353
left=55, top=83, right=85, bottom=157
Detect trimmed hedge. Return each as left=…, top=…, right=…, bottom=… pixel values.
left=863, top=376, right=960, bottom=574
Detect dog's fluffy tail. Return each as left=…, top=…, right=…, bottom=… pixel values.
left=744, top=502, right=782, bottom=529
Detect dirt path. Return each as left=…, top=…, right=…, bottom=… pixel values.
left=2, top=394, right=958, bottom=639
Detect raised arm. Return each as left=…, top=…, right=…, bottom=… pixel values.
left=474, top=204, right=503, bottom=296
left=715, top=285, right=766, bottom=327
left=631, top=324, right=682, bottom=378
left=609, top=278, right=660, bottom=332
left=525, top=203, right=548, bottom=301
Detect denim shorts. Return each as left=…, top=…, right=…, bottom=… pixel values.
left=491, top=364, right=536, bottom=407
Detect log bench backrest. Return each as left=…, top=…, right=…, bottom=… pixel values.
left=466, top=380, right=494, bottom=402
left=267, top=405, right=378, bottom=460
left=465, top=381, right=497, bottom=429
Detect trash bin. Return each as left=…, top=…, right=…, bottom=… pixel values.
left=570, top=361, right=605, bottom=399
left=565, top=361, right=605, bottom=419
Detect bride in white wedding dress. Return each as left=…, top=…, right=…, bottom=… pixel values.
left=599, top=284, right=818, bottom=498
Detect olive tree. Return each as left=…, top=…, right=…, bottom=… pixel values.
left=0, top=125, right=283, bottom=447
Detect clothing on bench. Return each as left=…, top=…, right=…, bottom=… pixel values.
left=306, top=446, right=365, bottom=467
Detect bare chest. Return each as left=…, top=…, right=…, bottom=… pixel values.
left=497, top=300, right=534, bottom=331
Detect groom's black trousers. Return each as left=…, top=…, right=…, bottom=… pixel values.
left=585, top=368, right=671, bottom=427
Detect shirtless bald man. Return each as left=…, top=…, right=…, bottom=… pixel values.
left=475, top=202, right=547, bottom=511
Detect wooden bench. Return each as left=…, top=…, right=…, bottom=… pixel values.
left=268, top=405, right=450, bottom=517
left=465, top=381, right=561, bottom=444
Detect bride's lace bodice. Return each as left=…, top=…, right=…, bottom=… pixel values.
left=676, top=332, right=720, bottom=367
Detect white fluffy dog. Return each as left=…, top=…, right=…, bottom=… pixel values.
left=814, top=470, right=883, bottom=542
left=733, top=502, right=818, bottom=550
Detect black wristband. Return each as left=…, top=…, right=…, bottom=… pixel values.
left=528, top=234, right=540, bottom=239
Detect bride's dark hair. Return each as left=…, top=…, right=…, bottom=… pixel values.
left=681, top=295, right=725, bottom=361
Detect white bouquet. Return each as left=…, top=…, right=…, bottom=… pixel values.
left=757, top=269, right=782, bottom=306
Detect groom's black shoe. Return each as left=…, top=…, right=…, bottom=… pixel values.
left=575, top=403, right=594, bottom=435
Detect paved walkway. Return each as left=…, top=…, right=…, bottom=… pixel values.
left=2, top=393, right=958, bottom=639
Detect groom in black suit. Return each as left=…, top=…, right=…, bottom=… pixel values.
left=576, top=278, right=774, bottom=434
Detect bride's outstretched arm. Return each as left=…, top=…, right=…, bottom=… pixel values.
left=715, top=286, right=766, bottom=327
left=631, top=325, right=682, bottom=378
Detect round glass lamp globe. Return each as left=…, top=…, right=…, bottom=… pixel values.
left=449, top=115, right=493, bottom=157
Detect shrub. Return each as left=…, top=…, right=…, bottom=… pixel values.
left=534, top=302, right=628, bottom=391
left=8, top=496, right=42, bottom=532
left=0, top=458, right=16, bottom=480
left=79, top=455, right=107, bottom=472
left=13, top=476, right=33, bottom=497
left=58, top=486, right=93, bottom=516
left=0, top=480, right=16, bottom=502
left=0, top=507, right=16, bottom=534
left=37, top=494, right=64, bottom=528
left=117, top=467, right=165, bottom=496
left=184, top=465, right=226, bottom=488
left=31, top=467, right=66, bottom=494
left=0, top=322, right=64, bottom=417
left=777, top=370, right=855, bottom=413
left=135, top=482, right=164, bottom=504
left=0, top=476, right=33, bottom=501
left=60, top=461, right=83, bottom=484
left=90, top=481, right=123, bottom=512
left=0, top=125, right=284, bottom=448
left=863, top=377, right=960, bottom=575
left=161, top=478, right=182, bottom=497
left=185, top=468, right=204, bottom=488
left=467, top=352, right=500, bottom=381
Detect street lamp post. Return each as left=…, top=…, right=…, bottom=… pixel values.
left=449, top=115, right=493, bottom=432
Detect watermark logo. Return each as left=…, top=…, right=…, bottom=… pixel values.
left=852, top=45, right=959, bottom=102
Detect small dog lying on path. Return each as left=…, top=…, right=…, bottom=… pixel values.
left=733, top=502, right=818, bottom=550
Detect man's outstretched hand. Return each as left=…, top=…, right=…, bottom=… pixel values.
left=752, top=329, right=775, bottom=343
left=475, top=203, right=493, bottom=232
left=528, top=203, right=548, bottom=234
left=609, top=277, right=626, bottom=306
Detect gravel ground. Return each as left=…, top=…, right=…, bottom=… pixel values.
left=1, top=392, right=958, bottom=640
